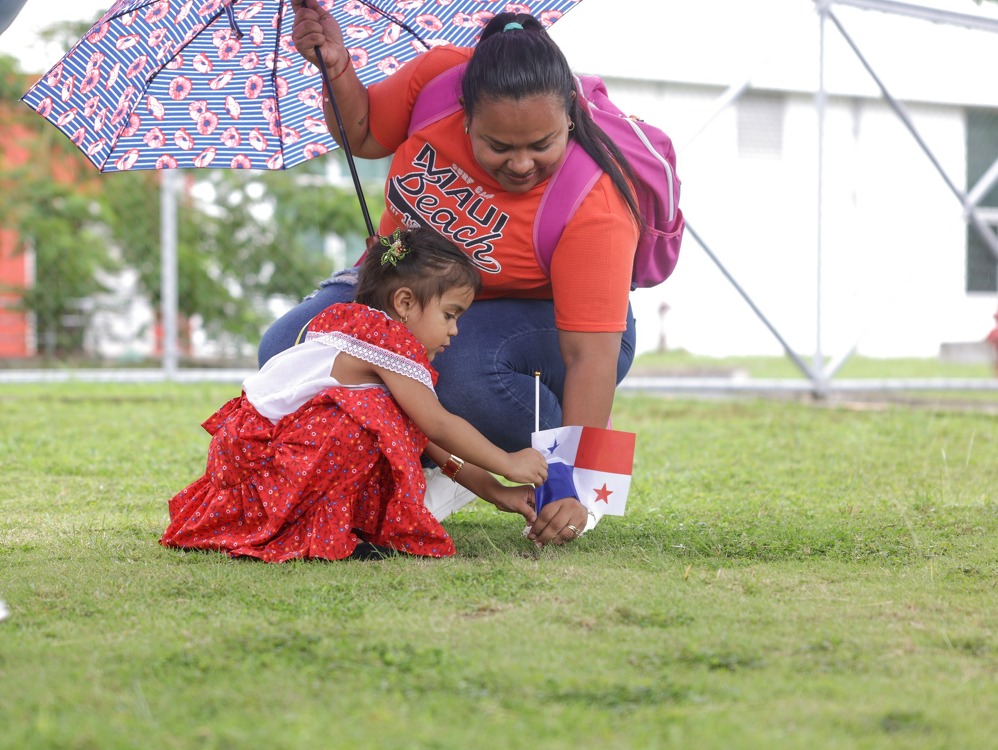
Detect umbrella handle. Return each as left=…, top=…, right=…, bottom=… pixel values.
left=315, top=48, right=376, bottom=238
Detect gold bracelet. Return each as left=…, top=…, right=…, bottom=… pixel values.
left=441, top=455, right=465, bottom=481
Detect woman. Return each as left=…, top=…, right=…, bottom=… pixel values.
left=261, top=2, right=642, bottom=546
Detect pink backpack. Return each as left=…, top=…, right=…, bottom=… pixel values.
left=409, top=63, right=684, bottom=289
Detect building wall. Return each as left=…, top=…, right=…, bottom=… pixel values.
left=0, top=103, right=33, bottom=359
left=0, top=227, right=32, bottom=357
left=550, top=0, right=998, bottom=358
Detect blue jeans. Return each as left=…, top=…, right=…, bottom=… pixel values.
left=258, top=277, right=637, bottom=452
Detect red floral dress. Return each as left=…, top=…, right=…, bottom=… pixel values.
left=160, top=304, right=455, bottom=561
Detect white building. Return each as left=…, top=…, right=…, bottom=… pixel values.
left=551, top=0, right=998, bottom=359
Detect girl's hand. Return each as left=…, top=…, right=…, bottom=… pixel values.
left=502, top=448, right=548, bottom=486
left=484, top=484, right=537, bottom=524
left=291, top=0, right=349, bottom=73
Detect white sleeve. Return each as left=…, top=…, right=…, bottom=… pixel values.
left=304, top=331, right=435, bottom=393
left=243, top=341, right=343, bottom=422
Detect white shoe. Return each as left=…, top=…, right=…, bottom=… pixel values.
left=422, top=467, right=477, bottom=520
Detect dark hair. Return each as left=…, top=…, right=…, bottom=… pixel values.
left=353, top=225, right=482, bottom=314
left=463, top=12, right=644, bottom=231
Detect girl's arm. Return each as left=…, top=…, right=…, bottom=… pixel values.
left=377, top=367, right=548, bottom=487
left=331, top=352, right=541, bottom=519
left=423, top=442, right=537, bottom=523
left=291, top=0, right=391, bottom=158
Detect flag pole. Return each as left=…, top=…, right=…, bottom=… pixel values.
left=528, top=370, right=542, bottom=530
left=534, top=371, right=540, bottom=433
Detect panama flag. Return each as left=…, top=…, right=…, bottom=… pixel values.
left=531, top=426, right=636, bottom=517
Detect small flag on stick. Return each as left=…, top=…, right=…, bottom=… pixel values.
left=531, top=426, right=636, bottom=517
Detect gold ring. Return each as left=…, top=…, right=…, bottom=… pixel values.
left=566, top=524, right=580, bottom=537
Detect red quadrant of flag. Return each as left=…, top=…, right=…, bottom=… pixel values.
left=574, top=427, right=636, bottom=476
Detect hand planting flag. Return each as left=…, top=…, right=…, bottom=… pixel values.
left=531, top=426, right=636, bottom=517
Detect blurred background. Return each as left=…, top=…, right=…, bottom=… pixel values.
left=1, top=0, right=997, bottom=387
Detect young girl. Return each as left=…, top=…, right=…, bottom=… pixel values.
left=160, top=227, right=548, bottom=562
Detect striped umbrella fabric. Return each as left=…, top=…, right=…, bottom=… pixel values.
left=20, top=0, right=583, bottom=173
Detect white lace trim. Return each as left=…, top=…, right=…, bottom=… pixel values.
left=304, top=330, right=435, bottom=393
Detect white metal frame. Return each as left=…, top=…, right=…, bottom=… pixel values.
left=669, top=0, right=998, bottom=397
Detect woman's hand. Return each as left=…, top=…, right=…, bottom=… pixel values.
left=291, top=0, right=349, bottom=74
left=502, top=448, right=548, bottom=486
left=526, top=497, right=588, bottom=546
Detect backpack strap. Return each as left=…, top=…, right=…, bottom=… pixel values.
left=532, top=141, right=601, bottom=276
left=533, top=75, right=607, bottom=276
left=408, top=62, right=467, bottom=136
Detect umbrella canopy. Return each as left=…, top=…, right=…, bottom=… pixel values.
left=20, top=0, right=583, bottom=174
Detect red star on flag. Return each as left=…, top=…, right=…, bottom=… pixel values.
left=593, top=483, right=613, bottom=504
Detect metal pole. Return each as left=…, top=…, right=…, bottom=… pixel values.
left=826, top=7, right=998, bottom=276
left=831, top=0, right=998, bottom=34
left=160, top=169, right=179, bottom=380
left=685, top=222, right=817, bottom=382
left=815, top=0, right=829, bottom=396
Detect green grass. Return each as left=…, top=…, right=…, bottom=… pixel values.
left=2, top=382, right=998, bottom=749
left=632, top=350, right=997, bottom=380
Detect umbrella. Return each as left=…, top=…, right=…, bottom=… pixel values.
left=20, top=0, right=583, bottom=370
left=20, top=0, right=583, bottom=175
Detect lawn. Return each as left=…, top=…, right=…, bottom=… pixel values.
left=630, top=350, right=997, bottom=380
left=1, top=382, right=997, bottom=750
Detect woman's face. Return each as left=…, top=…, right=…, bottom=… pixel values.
left=466, top=93, right=572, bottom=194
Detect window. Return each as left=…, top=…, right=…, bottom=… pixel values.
left=966, top=108, right=998, bottom=294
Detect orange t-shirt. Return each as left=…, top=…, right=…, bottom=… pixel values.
left=368, top=46, right=638, bottom=333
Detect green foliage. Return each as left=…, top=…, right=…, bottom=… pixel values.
left=34, top=17, right=103, bottom=52
left=0, top=54, right=27, bottom=100
left=1, top=48, right=374, bottom=354
left=1, top=385, right=997, bottom=749
left=163, top=166, right=372, bottom=343
left=5, top=178, right=118, bottom=355
left=1, top=55, right=117, bottom=355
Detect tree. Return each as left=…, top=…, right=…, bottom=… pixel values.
left=0, top=54, right=117, bottom=356
left=1, top=38, right=374, bottom=358
left=97, top=157, right=374, bottom=348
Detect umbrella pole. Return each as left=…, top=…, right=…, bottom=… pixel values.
left=315, top=49, right=376, bottom=238
left=160, top=169, right=179, bottom=380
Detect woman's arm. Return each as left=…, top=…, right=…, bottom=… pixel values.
left=528, top=176, right=636, bottom=545
left=291, top=0, right=391, bottom=158
left=558, top=330, right=623, bottom=428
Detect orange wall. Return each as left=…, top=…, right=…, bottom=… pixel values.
left=0, top=106, right=88, bottom=357
left=0, top=226, right=30, bottom=356
left=0, top=116, right=31, bottom=356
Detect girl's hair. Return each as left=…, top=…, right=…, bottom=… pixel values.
left=353, top=225, right=482, bottom=314
left=463, top=12, right=644, bottom=232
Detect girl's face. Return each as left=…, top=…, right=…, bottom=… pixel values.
left=404, top=285, right=476, bottom=361
left=466, top=93, right=572, bottom=194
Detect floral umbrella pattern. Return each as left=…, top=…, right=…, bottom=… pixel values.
left=21, top=0, right=582, bottom=172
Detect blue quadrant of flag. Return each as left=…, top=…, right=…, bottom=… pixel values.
left=534, top=462, right=577, bottom=515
